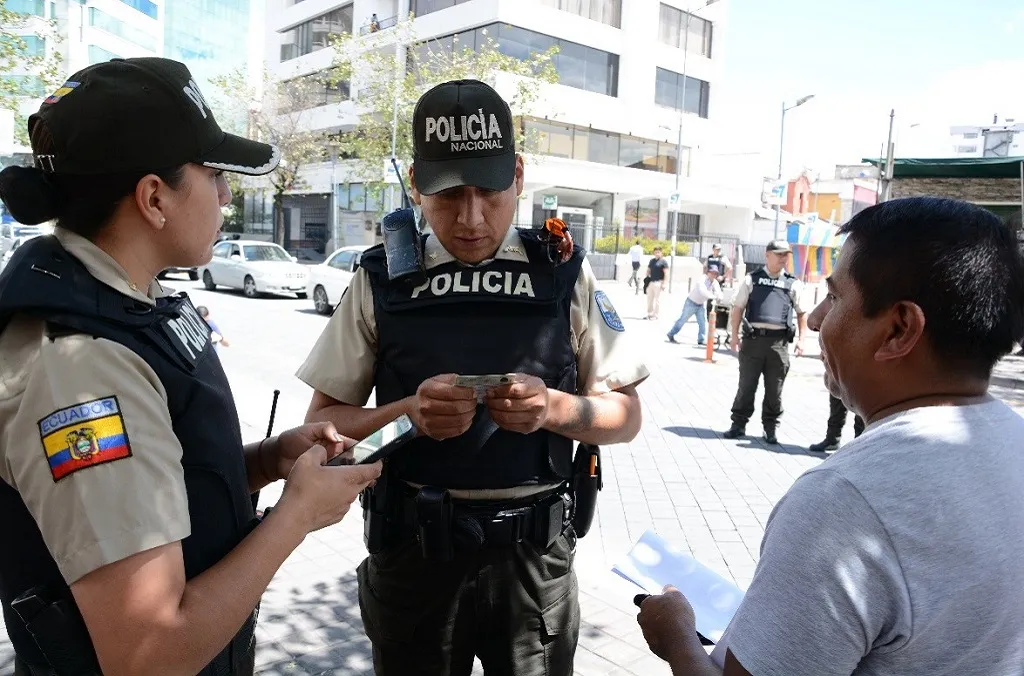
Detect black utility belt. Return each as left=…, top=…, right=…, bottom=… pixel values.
left=397, top=485, right=570, bottom=560
left=744, top=327, right=789, bottom=338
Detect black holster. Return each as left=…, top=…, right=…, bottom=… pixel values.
left=10, top=585, right=102, bottom=675
left=786, top=324, right=796, bottom=343
left=570, top=444, right=602, bottom=538
left=361, top=462, right=401, bottom=555
left=416, top=486, right=454, bottom=562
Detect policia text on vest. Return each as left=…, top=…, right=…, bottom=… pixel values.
left=725, top=243, right=807, bottom=445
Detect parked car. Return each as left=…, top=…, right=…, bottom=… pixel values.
left=306, top=245, right=369, bottom=314
left=198, top=239, right=309, bottom=298
left=159, top=233, right=240, bottom=280
left=0, top=233, right=43, bottom=272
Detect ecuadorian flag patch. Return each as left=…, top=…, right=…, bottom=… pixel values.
left=43, top=81, right=80, bottom=104
left=38, top=396, right=132, bottom=481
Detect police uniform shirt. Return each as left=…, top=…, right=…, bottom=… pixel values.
left=0, top=228, right=191, bottom=584
left=297, top=227, right=650, bottom=472
left=731, top=269, right=805, bottom=329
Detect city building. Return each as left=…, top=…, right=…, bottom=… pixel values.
left=258, top=0, right=761, bottom=266
left=949, top=117, right=1024, bottom=158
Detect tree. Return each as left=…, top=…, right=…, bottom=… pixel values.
left=0, top=0, right=63, bottom=147
left=210, top=69, right=335, bottom=246
left=328, top=17, right=559, bottom=206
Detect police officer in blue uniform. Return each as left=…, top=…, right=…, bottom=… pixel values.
left=299, top=79, right=650, bottom=676
left=723, top=240, right=807, bottom=444
left=0, top=58, right=380, bottom=676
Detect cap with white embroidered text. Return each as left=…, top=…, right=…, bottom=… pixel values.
left=28, top=57, right=279, bottom=176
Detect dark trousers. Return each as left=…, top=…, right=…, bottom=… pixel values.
left=826, top=394, right=865, bottom=439
left=730, top=335, right=790, bottom=429
left=358, top=530, right=580, bottom=676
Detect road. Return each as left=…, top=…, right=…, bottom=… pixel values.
left=2, top=274, right=1023, bottom=675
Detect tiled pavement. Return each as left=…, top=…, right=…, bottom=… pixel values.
left=2, top=280, right=1023, bottom=676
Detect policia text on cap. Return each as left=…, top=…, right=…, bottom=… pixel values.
left=0, top=58, right=382, bottom=676
left=300, top=79, right=650, bottom=675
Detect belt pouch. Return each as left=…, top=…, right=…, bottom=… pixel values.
left=416, top=486, right=454, bottom=562
left=534, top=494, right=566, bottom=548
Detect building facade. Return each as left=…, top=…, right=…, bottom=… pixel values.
left=259, top=0, right=760, bottom=263
left=949, top=119, right=1024, bottom=158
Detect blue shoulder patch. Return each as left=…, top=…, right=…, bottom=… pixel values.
left=594, top=290, right=624, bottom=332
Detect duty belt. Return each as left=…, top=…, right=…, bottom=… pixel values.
left=399, top=487, right=569, bottom=549
left=745, top=327, right=788, bottom=338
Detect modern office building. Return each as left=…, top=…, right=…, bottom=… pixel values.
left=949, top=118, right=1024, bottom=158
left=258, top=0, right=760, bottom=263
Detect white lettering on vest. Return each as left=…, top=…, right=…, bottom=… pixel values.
left=409, top=270, right=537, bottom=299
left=756, top=276, right=788, bottom=289
left=167, top=321, right=196, bottom=360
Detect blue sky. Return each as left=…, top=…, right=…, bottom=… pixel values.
left=713, top=0, right=1024, bottom=176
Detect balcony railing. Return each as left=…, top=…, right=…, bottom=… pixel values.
left=359, top=15, right=398, bottom=35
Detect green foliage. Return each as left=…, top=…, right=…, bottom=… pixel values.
left=210, top=69, right=335, bottom=244
left=328, top=17, right=559, bottom=204
left=0, top=0, right=64, bottom=146
left=594, top=235, right=690, bottom=256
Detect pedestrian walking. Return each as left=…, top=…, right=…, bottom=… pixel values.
left=723, top=239, right=807, bottom=444
left=299, top=79, right=649, bottom=676
left=646, top=246, right=669, bottom=319
left=667, top=268, right=722, bottom=345
left=628, top=239, right=643, bottom=293
left=0, top=57, right=380, bottom=676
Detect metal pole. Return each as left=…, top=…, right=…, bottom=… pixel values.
left=880, top=109, right=895, bottom=202
left=669, top=4, right=693, bottom=294
left=1019, top=160, right=1023, bottom=234
left=773, top=101, right=786, bottom=239
left=330, top=151, right=338, bottom=248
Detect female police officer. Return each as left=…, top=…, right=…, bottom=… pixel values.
left=0, top=57, right=381, bottom=676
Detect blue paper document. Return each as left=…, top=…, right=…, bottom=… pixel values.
left=611, top=529, right=745, bottom=644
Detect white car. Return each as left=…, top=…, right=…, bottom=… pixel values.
left=307, top=245, right=370, bottom=314
left=199, top=240, right=309, bottom=298
left=0, top=233, right=43, bottom=272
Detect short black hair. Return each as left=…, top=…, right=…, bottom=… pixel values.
left=839, top=196, right=1024, bottom=378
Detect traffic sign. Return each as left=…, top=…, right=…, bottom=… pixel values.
left=542, top=194, right=558, bottom=210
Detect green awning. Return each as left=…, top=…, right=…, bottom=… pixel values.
left=863, top=157, right=1024, bottom=179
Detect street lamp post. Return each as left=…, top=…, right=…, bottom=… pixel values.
left=773, top=94, right=815, bottom=239
left=668, top=0, right=717, bottom=293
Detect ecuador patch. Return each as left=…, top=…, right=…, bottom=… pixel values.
left=38, top=396, right=133, bottom=482
left=594, top=290, right=624, bottom=332
left=43, top=81, right=80, bottom=104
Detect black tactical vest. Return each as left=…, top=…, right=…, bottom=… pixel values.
left=706, top=255, right=726, bottom=275
left=745, top=268, right=796, bottom=328
left=0, top=236, right=257, bottom=675
left=360, top=229, right=584, bottom=490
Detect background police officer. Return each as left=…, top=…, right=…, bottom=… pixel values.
left=0, top=58, right=380, bottom=676
left=809, top=394, right=865, bottom=452
left=724, top=239, right=807, bottom=444
left=299, top=79, right=649, bottom=676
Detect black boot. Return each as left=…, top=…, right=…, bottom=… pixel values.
left=763, top=427, right=778, bottom=445
left=809, top=436, right=840, bottom=453
left=723, top=425, right=746, bottom=439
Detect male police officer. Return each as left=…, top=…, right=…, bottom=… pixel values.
left=298, top=79, right=649, bottom=676
left=723, top=240, right=806, bottom=444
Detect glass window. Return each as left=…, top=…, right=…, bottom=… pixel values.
left=556, top=41, right=589, bottom=91
left=212, top=242, right=231, bottom=258
left=7, top=0, right=44, bottom=16
left=533, top=121, right=574, bottom=158
left=243, top=244, right=292, bottom=262
left=657, top=3, right=712, bottom=57
left=412, top=0, right=474, bottom=18
left=655, top=67, right=710, bottom=118
left=330, top=251, right=355, bottom=270
left=88, top=44, right=121, bottom=64
left=280, top=4, right=353, bottom=61
left=336, top=183, right=350, bottom=210
left=118, top=0, right=158, bottom=19
left=574, top=128, right=619, bottom=165
left=540, top=0, right=621, bottom=28
left=20, top=36, right=45, bottom=57
left=349, top=183, right=366, bottom=211
left=618, top=136, right=659, bottom=171
left=366, top=187, right=382, bottom=214
left=88, top=7, right=157, bottom=49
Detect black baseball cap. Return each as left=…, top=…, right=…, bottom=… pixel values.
left=28, top=57, right=279, bottom=176
left=412, top=79, right=516, bottom=195
left=766, top=239, right=792, bottom=254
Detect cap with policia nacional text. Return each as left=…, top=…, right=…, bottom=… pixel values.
left=28, top=57, right=280, bottom=177
left=412, top=79, right=516, bottom=195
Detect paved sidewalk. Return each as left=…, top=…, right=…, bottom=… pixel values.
left=3, top=279, right=1022, bottom=676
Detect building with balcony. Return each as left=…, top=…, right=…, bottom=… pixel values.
left=949, top=118, right=1024, bottom=159
left=257, top=0, right=761, bottom=265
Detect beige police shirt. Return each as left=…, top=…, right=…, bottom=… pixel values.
left=731, top=268, right=806, bottom=330
left=0, top=228, right=191, bottom=585
left=297, top=227, right=650, bottom=498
